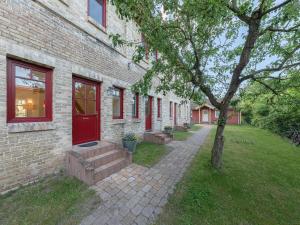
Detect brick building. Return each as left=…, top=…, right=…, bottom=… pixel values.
left=0, top=0, right=191, bottom=193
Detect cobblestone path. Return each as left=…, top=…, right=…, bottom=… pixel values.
left=81, top=125, right=211, bottom=225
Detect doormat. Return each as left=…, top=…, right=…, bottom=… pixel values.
left=79, top=142, right=98, bottom=147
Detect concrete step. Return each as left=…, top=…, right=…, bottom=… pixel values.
left=94, top=158, right=128, bottom=182
left=86, top=149, right=124, bottom=168
left=144, top=132, right=173, bottom=144
left=78, top=143, right=116, bottom=159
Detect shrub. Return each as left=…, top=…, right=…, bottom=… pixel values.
left=123, top=133, right=137, bottom=142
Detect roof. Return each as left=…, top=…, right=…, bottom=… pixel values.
left=191, top=99, right=238, bottom=111
left=192, top=99, right=215, bottom=110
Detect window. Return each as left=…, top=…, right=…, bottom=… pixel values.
left=88, top=0, right=106, bottom=27
left=157, top=98, right=161, bottom=118
left=141, top=34, right=149, bottom=61
left=74, top=81, right=97, bottom=115
left=7, top=59, right=52, bottom=123
left=112, top=87, right=124, bottom=119
left=151, top=50, right=158, bottom=62
left=169, top=101, right=173, bottom=118
left=215, top=110, right=220, bottom=118
left=179, top=104, right=181, bottom=117
left=132, top=93, right=139, bottom=118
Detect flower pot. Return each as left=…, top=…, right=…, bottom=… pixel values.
left=122, top=139, right=137, bottom=152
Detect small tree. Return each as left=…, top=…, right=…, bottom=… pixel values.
left=110, top=0, right=300, bottom=168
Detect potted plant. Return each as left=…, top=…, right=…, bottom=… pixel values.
left=163, top=126, right=173, bottom=136
left=184, top=123, right=192, bottom=129
left=122, top=133, right=138, bottom=152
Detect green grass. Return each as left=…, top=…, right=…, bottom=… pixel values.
left=0, top=175, right=100, bottom=225
left=156, top=126, right=300, bottom=225
left=190, top=124, right=202, bottom=132
left=173, top=125, right=201, bottom=141
left=173, top=131, right=193, bottom=141
left=133, top=142, right=168, bottom=167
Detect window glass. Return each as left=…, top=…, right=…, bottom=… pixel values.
left=86, top=100, right=96, bottom=114
left=15, top=66, right=31, bottom=79
left=74, top=82, right=97, bottom=115
left=112, top=88, right=122, bottom=118
left=132, top=93, right=139, bottom=118
left=75, top=82, right=85, bottom=99
left=75, top=98, right=85, bottom=115
left=89, top=0, right=104, bottom=25
left=157, top=98, right=161, bottom=118
left=86, top=85, right=96, bottom=100
left=32, top=71, right=46, bottom=82
left=15, top=77, right=46, bottom=118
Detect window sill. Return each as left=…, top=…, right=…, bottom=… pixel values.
left=112, top=119, right=126, bottom=125
left=132, top=118, right=141, bottom=123
left=58, top=0, right=69, bottom=6
left=8, top=122, right=56, bottom=133
left=87, top=16, right=107, bottom=34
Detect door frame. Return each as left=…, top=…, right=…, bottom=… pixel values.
left=72, top=75, right=101, bottom=145
left=145, top=96, right=153, bottom=131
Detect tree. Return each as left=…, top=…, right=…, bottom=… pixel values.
left=110, top=0, right=300, bottom=168
left=239, top=70, right=300, bottom=144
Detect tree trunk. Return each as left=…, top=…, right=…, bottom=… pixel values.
left=211, top=109, right=227, bottom=169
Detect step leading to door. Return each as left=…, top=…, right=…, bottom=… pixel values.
left=66, top=141, right=132, bottom=185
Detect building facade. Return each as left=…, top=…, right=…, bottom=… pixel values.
left=0, top=0, right=191, bottom=193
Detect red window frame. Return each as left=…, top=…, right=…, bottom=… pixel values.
left=7, top=58, right=53, bottom=123
left=133, top=93, right=139, bottom=119
left=170, top=101, right=173, bottom=118
left=112, top=86, right=124, bottom=119
left=88, top=0, right=107, bottom=28
left=157, top=98, right=161, bottom=118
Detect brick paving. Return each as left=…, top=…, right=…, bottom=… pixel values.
left=81, top=125, right=211, bottom=225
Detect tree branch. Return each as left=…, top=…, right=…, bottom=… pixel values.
left=261, top=0, right=293, bottom=17
left=225, top=1, right=251, bottom=24
left=252, top=77, right=279, bottom=95
left=260, top=23, right=300, bottom=35
left=240, top=61, right=300, bottom=82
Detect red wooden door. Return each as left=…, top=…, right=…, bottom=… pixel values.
left=192, top=110, right=200, bottom=124
left=174, top=103, right=177, bottom=125
left=145, top=96, right=153, bottom=131
left=72, top=76, right=100, bottom=145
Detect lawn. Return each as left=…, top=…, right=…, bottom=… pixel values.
left=190, top=124, right=202, bottom=132
left=0, top=175, right=100, bottom=225
left=133, top=142, right=168, bottom=167
left=173, top=125, right=201, bottom=141
left=173, top=130, right=193, bottom=141
left=156, top=126, right=300, bottom=225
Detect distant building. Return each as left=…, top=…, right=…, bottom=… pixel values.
left=192, top=100, right=241, bottom=125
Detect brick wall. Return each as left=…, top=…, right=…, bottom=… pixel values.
left=0, top=0, right=190, bottom=193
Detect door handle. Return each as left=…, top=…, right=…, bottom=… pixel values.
left=82, top=117, right=89, bottom=120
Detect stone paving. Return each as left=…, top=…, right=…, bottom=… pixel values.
left=81, top=125, right=211, bottom=225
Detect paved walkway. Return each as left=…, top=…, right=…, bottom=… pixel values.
left=81, top=125, right=211, bottom=225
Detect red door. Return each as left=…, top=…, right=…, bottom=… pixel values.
left=72, top=76, right=100, bottom=145
left=174, top=103, right=177, bottom=125
left=145, top=96, right=153, bottom=131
